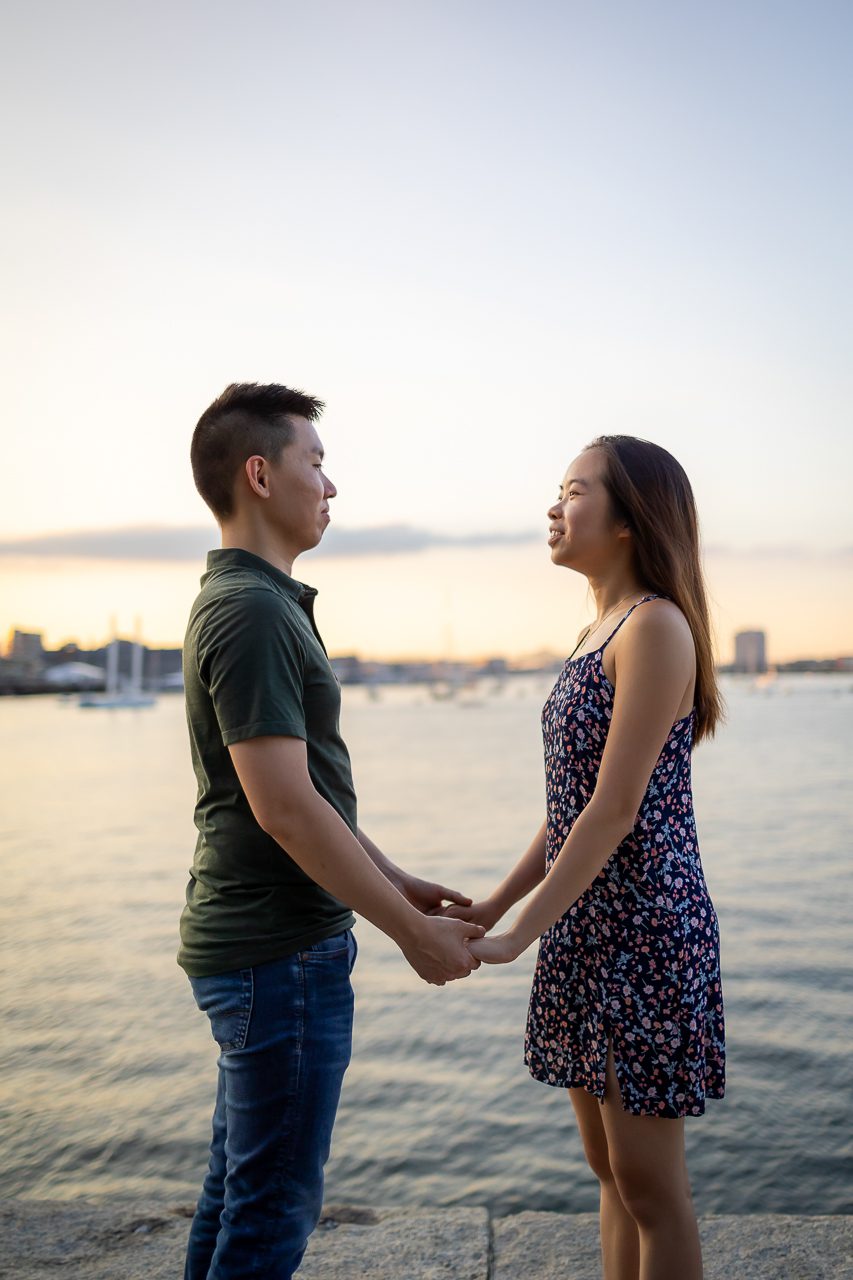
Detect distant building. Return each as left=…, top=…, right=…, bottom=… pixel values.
left=143, top=646, right=183, bottom=689
left=733, top=630, right=767, bottom=674
left=479, top=657, right=509, bottom=676
left=43, top=661, right=105, bottom=688
left=775, top=656, right=853, bottom=674
left=5, top=629, right=45, bottom=678
left=331, top=655, right=364, bottom=683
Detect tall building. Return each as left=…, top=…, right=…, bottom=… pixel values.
left=5, top=629, right=45, bottom=675
left=734, top=630, right=768, bottom=674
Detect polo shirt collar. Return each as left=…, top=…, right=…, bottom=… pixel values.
left=206, top=547, right=315, bottom=602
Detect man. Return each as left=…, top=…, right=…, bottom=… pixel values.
left=179, top=382, right=483, bottom=1280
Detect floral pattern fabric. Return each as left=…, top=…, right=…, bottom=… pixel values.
left=525, top=596, right=726, bottom=1117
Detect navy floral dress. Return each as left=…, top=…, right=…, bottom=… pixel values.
left=525, top=596, right=725, bottom=1117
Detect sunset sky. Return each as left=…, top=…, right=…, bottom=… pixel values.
left=2, top=1, right=851, bottom=662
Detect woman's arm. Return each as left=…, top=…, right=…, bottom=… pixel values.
left=443, top=819, right=548, bottom=931
left=470, top=602, right=695, bottom=963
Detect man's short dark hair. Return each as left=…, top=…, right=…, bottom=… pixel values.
left=191, top=382, right=325, bottom=522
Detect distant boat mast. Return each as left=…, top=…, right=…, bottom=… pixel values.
left=78, top=618, right=156, bottom=709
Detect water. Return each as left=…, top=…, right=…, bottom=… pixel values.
left=1, top=675, right=851, bottom=1214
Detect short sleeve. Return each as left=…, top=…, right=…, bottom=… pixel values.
left=197, top=588, right=308, bottom=745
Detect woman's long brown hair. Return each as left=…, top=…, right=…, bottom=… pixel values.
left=587, top=435, right=724, bottom=745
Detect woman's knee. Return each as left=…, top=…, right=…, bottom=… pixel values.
left=609, top=1157, right=691, bottom=1228
left=580, top=1129, right=616, bottom=1185
left=570, top=1088, right=619, bottom=1185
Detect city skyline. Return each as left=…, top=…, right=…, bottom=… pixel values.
left=4, top=621, right=850, bottom=696
left=4, top=597, right=851, bottom=673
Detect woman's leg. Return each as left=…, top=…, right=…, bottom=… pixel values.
left=600, top=1050, right=702, bottom=1280
left=568, top=1085, right=640, bottom=1280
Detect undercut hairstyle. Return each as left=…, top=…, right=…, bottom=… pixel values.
left=191, top=382, right=325, bottom=522
left=586, top=435, right=724, bottom=745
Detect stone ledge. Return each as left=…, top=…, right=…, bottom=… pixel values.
left=0, top=1199, right=850, bottom=1279
left=493, top=1212, right=853, bottom=1280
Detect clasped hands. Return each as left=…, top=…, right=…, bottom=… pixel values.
left=446, top=899, right=520, bottom=968
left=394, top=870, right=519, bottom=986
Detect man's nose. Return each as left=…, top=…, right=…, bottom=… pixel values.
left=325, top=477, right=338, bottom=498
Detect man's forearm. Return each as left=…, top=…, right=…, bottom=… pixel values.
left=266, top=800, right=419, bottom=946
left=228, top=735, right=482, bottom=984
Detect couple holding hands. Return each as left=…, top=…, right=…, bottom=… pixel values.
left=179, top=382, right=725, bottom=1280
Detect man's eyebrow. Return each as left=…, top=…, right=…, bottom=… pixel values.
left=311, top=448, right=325, bottom=460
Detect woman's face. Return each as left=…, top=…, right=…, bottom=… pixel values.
left=546, top=447, right=628, bottom=571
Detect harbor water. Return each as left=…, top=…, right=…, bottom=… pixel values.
left=0, top=674, right=851, bottom=1215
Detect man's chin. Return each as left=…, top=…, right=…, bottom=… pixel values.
left=304, top=527, right=326, bottom=553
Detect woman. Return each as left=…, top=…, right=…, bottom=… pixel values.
left=450, top=436, right=725, bottom=1280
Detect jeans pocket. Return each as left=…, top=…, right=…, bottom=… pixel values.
left=300, top=931, right=351, bottom=962
left=189, top=968, right=254, bottom=1053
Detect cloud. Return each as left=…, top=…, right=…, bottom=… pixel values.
left=0, top=525, right=851, bottom=564
left=317, top=524, right=542, bottom=556
left=0, top=523, right=542, bottom=561
left=0, top=526, right=215, bottom=561
left=704, top=543, right=853, bottom=561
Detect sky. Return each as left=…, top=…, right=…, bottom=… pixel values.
left=1, top=0, right=851, bottom=662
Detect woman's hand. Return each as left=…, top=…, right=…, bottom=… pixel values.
left=466, top=931, right=521, bottom=965
left=443, top=897, right=504, bottom=931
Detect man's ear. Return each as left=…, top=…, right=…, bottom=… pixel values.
left=244, top=455, right=270, bottom=499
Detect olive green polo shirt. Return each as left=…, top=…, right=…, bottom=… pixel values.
left=178, top=548, right=356, bottom=977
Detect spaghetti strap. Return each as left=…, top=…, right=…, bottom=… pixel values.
left=599, top=593, right=663, bottom=654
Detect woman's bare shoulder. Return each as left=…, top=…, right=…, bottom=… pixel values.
left=619, top=597, right=694, bottom=654
left=635, top=595, right=690, bottom=626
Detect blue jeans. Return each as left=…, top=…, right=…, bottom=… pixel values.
left=184, top=930, right=357, bottom=1280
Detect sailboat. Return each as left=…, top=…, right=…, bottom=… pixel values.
left=79, top=635, right=157, bottom=709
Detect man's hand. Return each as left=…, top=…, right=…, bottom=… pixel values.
left=401, top=914, right=485, bottom=985
left=393, top=870, right=472, bottom=916
left=466, top=931, right=521, bottom=966
left=442, top=896, right=503, bottom=932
